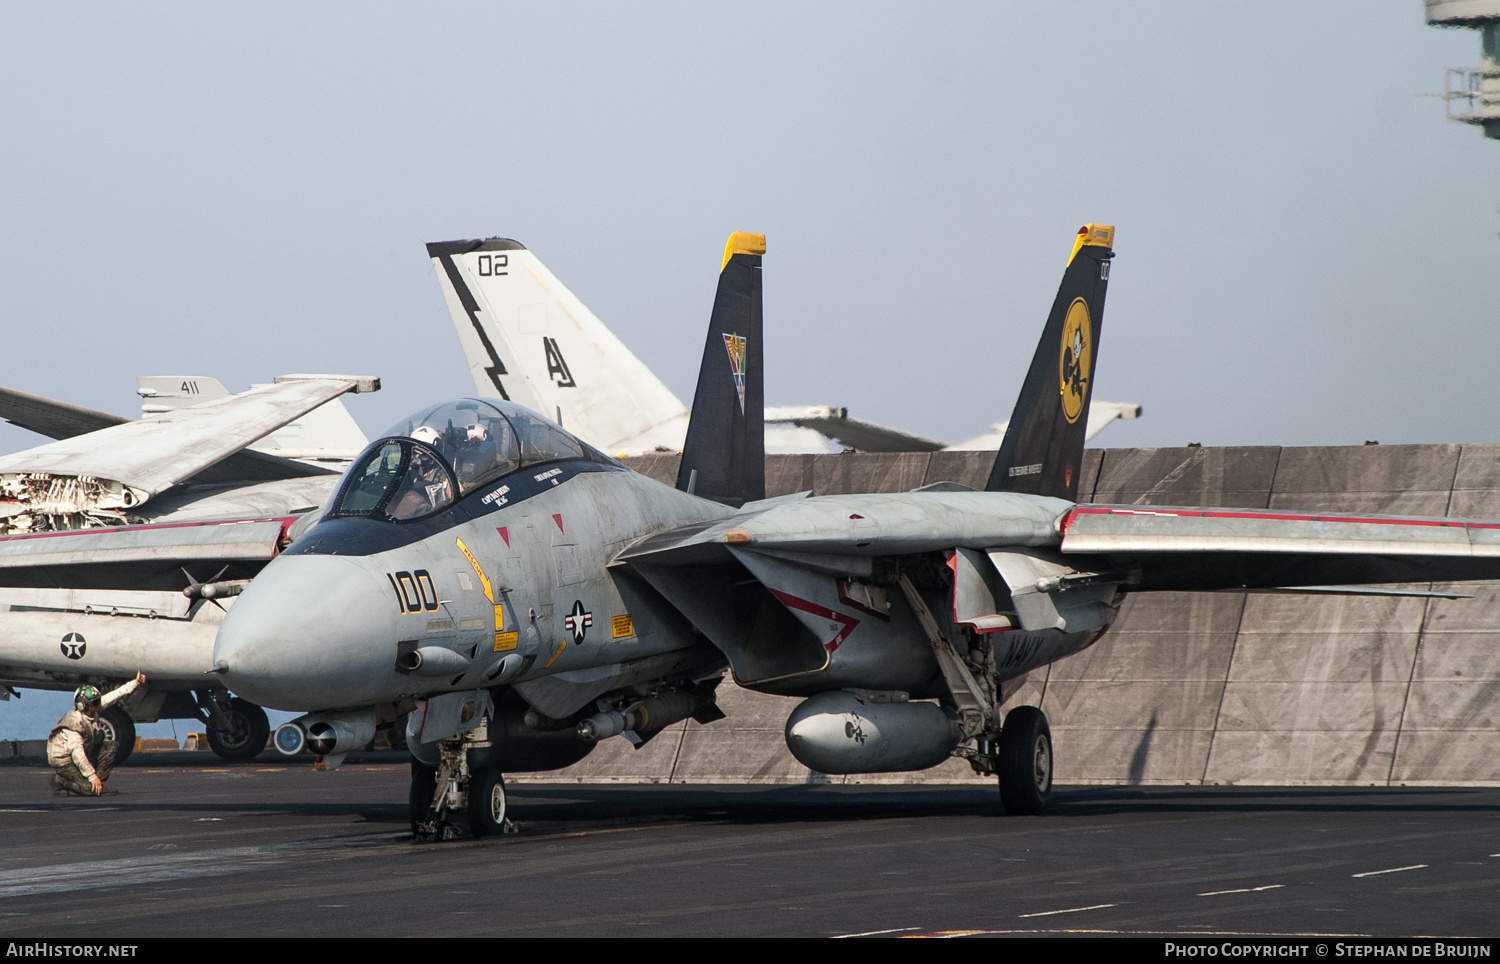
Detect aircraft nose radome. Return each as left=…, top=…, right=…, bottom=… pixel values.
left=215, top=555, right=396, bottom=712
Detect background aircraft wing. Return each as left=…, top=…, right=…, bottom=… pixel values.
left=0, top=385, right=129, bottom=440
left=0, top=375, right=378, bottom=503
left=945, top=400, right=1142, bottom=451
left=138, top=376, right=369, bottom=464
left=0, top=515, right=295, bottom=595
left=764, top=406, right=946, bottom=453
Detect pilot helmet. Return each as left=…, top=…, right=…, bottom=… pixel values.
left=73, top=684, right=102, bottom=711
left=410, top=426, right=441, bottom=447
left=463, top=423, right=488, bottom=444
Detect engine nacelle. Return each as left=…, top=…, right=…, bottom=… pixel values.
left=275, top=710, right=376, bottom=757
left=784, top=690, right=960, bottom=774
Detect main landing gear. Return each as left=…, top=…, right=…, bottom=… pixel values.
left=97, top=705, right=137, bottom=765
left=204, top=697, right=271, bottom=762
left=995, top=705, right=1052, bottom=816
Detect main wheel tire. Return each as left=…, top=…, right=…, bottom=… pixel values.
left=205, top=698, right=270, bottom=762
left=466, top=766, right=508, bottom=838
left=997, top=705, right=1053, bottom=816
left=98, top=706, right=137, bottom=765
left=409, top=761, right=437, bottom=835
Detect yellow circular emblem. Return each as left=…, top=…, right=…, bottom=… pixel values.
left=1058, top=298, right=1091, bottom=424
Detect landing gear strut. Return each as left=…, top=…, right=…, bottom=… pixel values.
left=996, top=705, right=1052, bottom=816
left=410, top=721, right=516, bottom=842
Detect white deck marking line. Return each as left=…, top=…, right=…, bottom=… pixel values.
left=831, top=926, right=921, bottom=938
left=1199, top=884, right=1285, bottom=896
left=0, top=832, right=400, bottom=899
left=1018, top=903, right=1118, bottom=918
left=1351, top=864, right=1428, bottom=878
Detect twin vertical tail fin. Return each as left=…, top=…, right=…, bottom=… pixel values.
left=677, top=233, right=766, bottom=507
left=985, top=224, right=1116, bottom=500
left=426, top=238, right=689, bottom=455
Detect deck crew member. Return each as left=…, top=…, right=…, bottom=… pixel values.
left=48, top=672, right=145, bottom=796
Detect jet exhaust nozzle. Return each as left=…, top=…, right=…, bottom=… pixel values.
left=785, top=690, right=960, bottom=774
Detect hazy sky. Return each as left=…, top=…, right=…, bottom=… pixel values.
left=0, top=4, right=1495, bottom=736
left=0, top=2, right=1493, bottom=458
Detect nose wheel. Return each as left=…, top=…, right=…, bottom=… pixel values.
left=466, top=767, right=509, bottom=838
left=996, top=705, right=1053, bottom=816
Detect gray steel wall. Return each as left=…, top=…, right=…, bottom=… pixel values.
left=513, top=445, right=1500, bottom=787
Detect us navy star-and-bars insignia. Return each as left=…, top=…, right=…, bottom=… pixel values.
left=723, top=333, right=747, bottom=414
left=564, top=600, right=593, bottom=645
left=60, top=632, right=85, bottom=660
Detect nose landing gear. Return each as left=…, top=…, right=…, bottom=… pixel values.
left=409, top=723, right=517, bottom=842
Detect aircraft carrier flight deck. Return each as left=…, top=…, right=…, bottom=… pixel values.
left=0, top=750, right=1495, bottom=939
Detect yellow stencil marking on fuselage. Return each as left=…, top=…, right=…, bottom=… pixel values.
left=455, top=538, right=494, bottom=603
left=544, top=639, right=567, bottom=669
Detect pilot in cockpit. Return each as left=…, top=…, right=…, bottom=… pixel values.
left=388, top=427, right=455, bottom=520
left=449, top=422, right=493, bottom=483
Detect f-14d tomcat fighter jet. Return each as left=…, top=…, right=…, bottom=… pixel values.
left=215, top=225, right=1500, bottom=839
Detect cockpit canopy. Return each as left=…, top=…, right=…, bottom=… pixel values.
left=332, top=398, right=606, bottom=523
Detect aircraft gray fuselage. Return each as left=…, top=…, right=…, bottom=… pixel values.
left=218, top=461, right=730, bottom=712
left=214, top=402, right=1103, bottom=720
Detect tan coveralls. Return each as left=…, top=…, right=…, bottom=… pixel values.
left=47, top=678, right=141, bottom=796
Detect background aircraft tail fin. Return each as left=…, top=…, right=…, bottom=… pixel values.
left=676, top=233, right=766, bottom=507
left=984, top=224, right=1115, bottom=500
left=426, top=238, right=688, bottom=455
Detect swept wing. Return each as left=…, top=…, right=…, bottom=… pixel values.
left=0, top=375, right=377, bottom=532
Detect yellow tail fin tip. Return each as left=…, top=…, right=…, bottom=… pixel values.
left=721, top=232, right=767, bottom=272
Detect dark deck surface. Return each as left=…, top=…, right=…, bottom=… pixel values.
left=0, top=755, right=1496, bottom=938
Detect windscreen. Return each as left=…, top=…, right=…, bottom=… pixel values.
left=334, top=439, right=456, bottom=522
left=379, top=399, right=593, bottom=489
left=381, top=400, right=522, bottom=493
